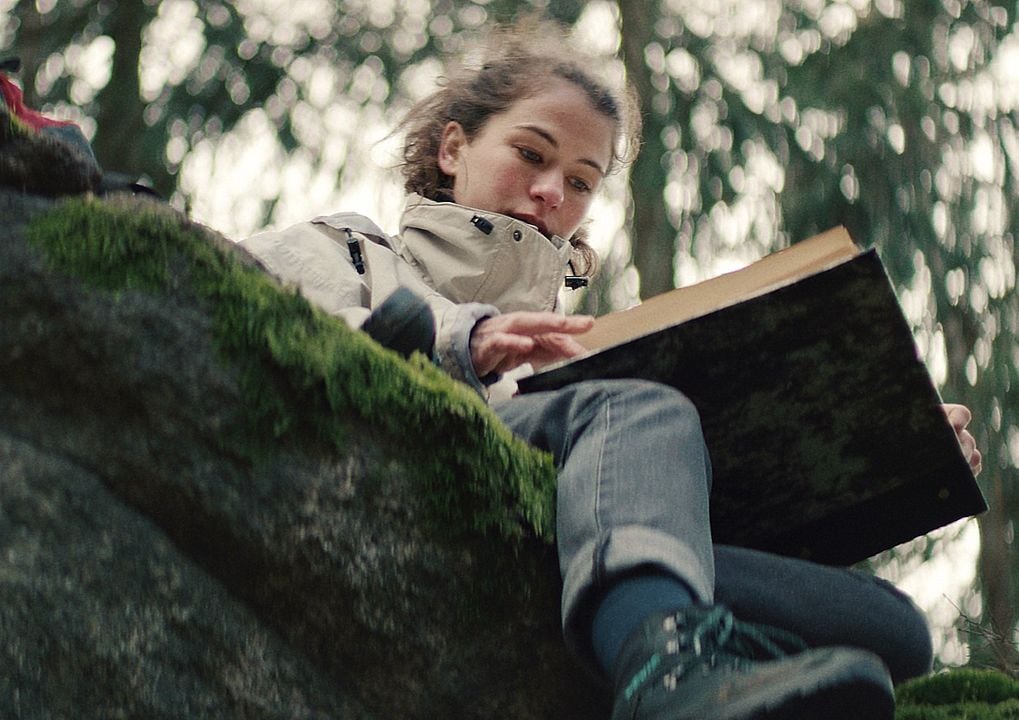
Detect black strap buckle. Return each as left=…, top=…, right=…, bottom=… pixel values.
left=345, top=228, right=366, bottom=274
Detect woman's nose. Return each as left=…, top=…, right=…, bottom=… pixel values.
left=530, top=170, right=564, bottom=208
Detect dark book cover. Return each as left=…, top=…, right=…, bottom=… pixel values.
left=519, top=249, right=986, bottom=565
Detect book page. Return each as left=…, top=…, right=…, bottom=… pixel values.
left=578, top=227, right=859, bottom=352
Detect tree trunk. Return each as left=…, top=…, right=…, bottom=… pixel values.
left=90, top=1, right=172, bottom=194
left=617, top=0, right=675, bottom=299
left=976, top=467, right=1018, bottom=672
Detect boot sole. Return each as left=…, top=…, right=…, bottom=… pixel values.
left=718, top=646, right=894, bottom=720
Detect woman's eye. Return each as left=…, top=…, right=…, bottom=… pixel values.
left=518, top=147, right=542, bottom=163
left=569, top=177, right=592, bottom=193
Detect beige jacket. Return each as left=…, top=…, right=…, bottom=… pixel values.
left=240, top=195, right=576, bottom=398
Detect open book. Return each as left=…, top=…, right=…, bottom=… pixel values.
left=518, top=227, right=986, bottom=565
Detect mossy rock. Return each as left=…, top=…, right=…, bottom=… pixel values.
left=0, top=190, right=607, bottom=718
left=24, top=194, right=558, bottom=542
left=896, top=669, right=1019, bottom=719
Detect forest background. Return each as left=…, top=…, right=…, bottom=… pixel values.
left=3, top=0, right=1017, bottom=674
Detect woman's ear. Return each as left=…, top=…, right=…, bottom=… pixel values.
left=437, top=121, right=467, bottom=176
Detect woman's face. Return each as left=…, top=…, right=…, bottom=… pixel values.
left=437, top=78, right=615, bottom=240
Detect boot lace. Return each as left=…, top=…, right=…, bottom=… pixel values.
left=662, top=606, right=807, bottom=689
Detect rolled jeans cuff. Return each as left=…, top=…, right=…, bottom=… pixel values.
left=560, top=524, right=715, bottom=658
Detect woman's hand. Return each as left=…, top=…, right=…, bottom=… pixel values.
left=470, top=312, right=595, bottom=378
left=943, top=403, right=983, bottom=476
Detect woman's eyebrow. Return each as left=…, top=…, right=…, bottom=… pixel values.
left=516, top=124, right=606, bottom=176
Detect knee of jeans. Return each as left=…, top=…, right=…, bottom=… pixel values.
left=596, top=379, right=699, bottom=417
left=628, top=379, right=703, bottom=429
left=853, top=574, right=934, bottom=683
left=887, top=601, right=934, bottom=683
left=567, top=379, right=707, bottom=458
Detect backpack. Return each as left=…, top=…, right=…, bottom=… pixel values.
left=1, top=56, right=157, bottom=198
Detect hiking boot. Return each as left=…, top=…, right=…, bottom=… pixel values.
left=611, top=605, right=894, bottom=720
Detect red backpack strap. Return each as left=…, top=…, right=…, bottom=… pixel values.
left=1, top=59, right=101, bottom=167
left=1, top=56, right=160, bottom=198
left=0, top=73, right=76, bottom=132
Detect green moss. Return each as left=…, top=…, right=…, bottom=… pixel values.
left=25, top=196, right=558, bottom=542
left=896, top=670, right=1019, bottom=719
left=896, top=700, right=1019, bottom=720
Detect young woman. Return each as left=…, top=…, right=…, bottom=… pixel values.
left=242, top=20, right=982, bottom=720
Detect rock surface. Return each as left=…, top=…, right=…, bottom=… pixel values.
left=0, top=123, right=607, bottom=718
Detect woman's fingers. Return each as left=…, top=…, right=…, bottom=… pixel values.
left=470, top=312, right=594, bottom=376
left=941, top=403, right=982, bottom=475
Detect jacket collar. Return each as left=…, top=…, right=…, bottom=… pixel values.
left=394, top=195, right=573, bottom=313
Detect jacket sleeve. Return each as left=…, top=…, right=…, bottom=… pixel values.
left=239, top=221, right=499, bottom=396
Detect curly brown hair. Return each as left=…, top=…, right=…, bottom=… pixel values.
left=399, top=19, right=641, bottom=277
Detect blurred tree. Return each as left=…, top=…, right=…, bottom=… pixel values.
left=2, top=0, right=584, bottom=201
left=2, top=0, right=1016, bottom=670
left=615, top=0, right=1018, bottom=671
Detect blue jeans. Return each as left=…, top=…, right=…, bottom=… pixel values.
left=494, top=379, right=932, bottom=683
